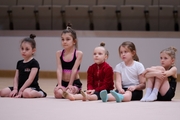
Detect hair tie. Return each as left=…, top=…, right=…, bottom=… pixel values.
left=67, top=26, right=71, bottom=30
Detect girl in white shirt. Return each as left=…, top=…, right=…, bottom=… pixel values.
left=100, top=41, right=146, bottom=102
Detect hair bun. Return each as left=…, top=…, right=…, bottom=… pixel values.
left=30, top=34, right=36, bottom=39
left=170, top=46, right=177, bottom=52
left=67, top=23, right=72, bottom=28
left=100, top=42, right=105, bottom=47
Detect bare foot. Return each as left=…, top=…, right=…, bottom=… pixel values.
left=63, top=91, right=75, bottom=101
left=62, top=91, right=67, bottom=98
left=80, top=90, right=87, bottom=101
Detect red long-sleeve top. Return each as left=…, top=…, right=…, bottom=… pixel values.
left=87, top=62, right=114, bottom=92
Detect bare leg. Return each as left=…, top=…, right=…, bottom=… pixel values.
left=121, top=91, right=132, bottom=102
left=107, top=94, right=116, bottom=101
left=63, top=91, right=86, bottom=101
left=63, top=87, right=82, bottom=101
left=146, top=77, right=169, bottom=101
left=140, top=77, right=155, bottom=101
left=23, top=88, right=43, bottom=98
left=100, top=90, right=124, bottom=102
left=110, top=90, right=124, bottom=102
left=158, top=79, right=170, bottom=96
left=146, top=78, right=163, bottom=102
left=107, top=91, right=131, bottom=102
left=80, top=91, right=87, bottom=101
left=146, top=77, right=155, bottom=88
left=54, top=87, right=64, bottom=99
left=63, top=91, right=77, bottom=101
left=142, top=66, right=166, bottom=102
left=0, top=87, right=11, bottom=97
left=87, top=94, right=98, bottom=101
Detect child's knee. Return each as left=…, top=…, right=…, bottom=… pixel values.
left=0, top=90, right=8, bottom=97
left=54, top=89, right=63, bottom=98
left=158, top=66, right=165, bottom=71
left=22, top=89, right=31, bottom=98
left=0, top=88, right=11, bottom=97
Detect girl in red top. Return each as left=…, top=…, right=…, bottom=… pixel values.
left=64, top=42, right=114, bottom=101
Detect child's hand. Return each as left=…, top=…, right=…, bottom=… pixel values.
left=9, top=89, right=18, bottom=97
left=55, top=85, right=66, bottom=91
left=118, top=89, right=125, bottom=94
left=156, top=71, right=166, bottom=80
left=86, top=90, right=95, bottom=95
left=66, top=86, right=79, bottom=94
left=162, top=72, right=167, bottom=78
left=15, top=91, right=23, bottom=98
left=128, top=86, right=136, bottom=91
left=66, top=85, right=74, bottom=91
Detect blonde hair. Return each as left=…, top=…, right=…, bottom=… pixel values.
left=161, top=47, right=177, bottom=59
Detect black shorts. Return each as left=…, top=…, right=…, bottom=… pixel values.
left=9, top=87, right=47, bottom=97
left=58, top=79, right=82, bottom=93
left=157, top=81, right=177, bottom=101
left=116, top=88, right=143, bottom=101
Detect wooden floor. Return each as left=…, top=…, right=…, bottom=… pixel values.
left=0, top=77, right=180, bottom=99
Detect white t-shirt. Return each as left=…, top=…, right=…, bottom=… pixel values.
left=114, top=61, right=145, bottom=88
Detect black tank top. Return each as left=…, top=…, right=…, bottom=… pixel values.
left=60, top=49, right=80, bottom=71
left=168, top=66, right=176, bottom=82
left=167, top=66, right=177, bottom=90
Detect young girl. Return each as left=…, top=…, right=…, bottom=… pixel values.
left=100, top=41, right=146, bottom=102
left=54, top=23, right=83, bottom=99
left=0, top=34, right=47, bottom=98
left=141, top=47, right=177, bottom=102
left=64, top=42, right=114, bottom=101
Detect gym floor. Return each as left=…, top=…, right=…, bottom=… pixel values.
left=0, top=77, right=180, bottom=120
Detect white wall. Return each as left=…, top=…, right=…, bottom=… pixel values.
left=0, top=31, right=180, bottom=73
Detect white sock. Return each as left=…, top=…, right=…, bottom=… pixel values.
left=146, top=88, right=158, bottom=102
left=39, top=91, right=44, bottom=97
left=140, top=88, right=152, bottom=102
